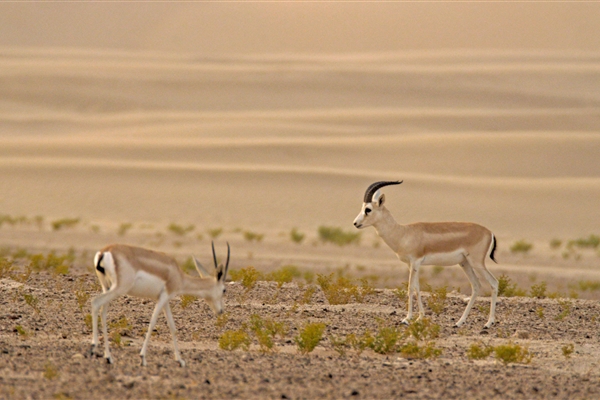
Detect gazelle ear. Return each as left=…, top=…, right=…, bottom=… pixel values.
left=372, top=190, right=385, bottom=207
left=216, top=264, right=225, bottom=282
left=193, top=256, right=210, bottom=278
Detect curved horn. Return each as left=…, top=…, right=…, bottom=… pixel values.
left=363, top=180, right=403, bottom=203
left=211, top=241, right=218, bottom=269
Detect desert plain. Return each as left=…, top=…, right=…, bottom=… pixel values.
left=1, top=4, right=600, bottom=399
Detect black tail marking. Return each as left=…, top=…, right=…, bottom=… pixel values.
left=490, top=235, right=498, bottom=264
left=96, top=252, right=105, bottom=275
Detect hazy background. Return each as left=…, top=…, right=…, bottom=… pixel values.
left=0, top=2, right=599, bottom=243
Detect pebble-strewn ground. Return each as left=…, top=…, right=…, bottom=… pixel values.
left=1, top=272, right=600, bottom=399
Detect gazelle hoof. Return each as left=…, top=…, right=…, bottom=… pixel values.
left=140, top=356, right=147, bottom=367
left=401, top=318, right=410, bottom=325
left=105, top=356, right=113, bottom=364
left=178, top=359, right=186, bottom=368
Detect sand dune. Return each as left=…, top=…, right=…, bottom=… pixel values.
left=1, top=49, right=599, bottom=242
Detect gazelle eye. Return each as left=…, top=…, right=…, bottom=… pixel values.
left=365, top=208, right=371, bottom=215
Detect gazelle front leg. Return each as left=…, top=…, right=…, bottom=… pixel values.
left=402, top=261, right=423, bottom=324
left=140, top=293, right=171, bottom=366
left=90, top=289, right=122, bottom=363
left=455, top=260, right=482, bottom=327
left=163, top=302, right=185, bottom=367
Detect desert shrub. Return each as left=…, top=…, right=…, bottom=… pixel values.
left=295, top=322, right=326, bottom=354
left=370, top=324, right=402, bottom=355
left=23, top=292, right=40, bottom=314
left=266, top=265, right=302, bottom=288
left=425, top=285, right=448, bottom=315
left=28, top=252, right=73, bottom=275
left=316, top=273, right=376, bottom=305
left=575, top=280, right=600, bottom=292
left=318, top=226, right=361, bottom=246
left=399, top=341, right=442, bottom=359
left=75, top=286, right=90, bottom=313
left=231, top=266, right=260, bottom=292
left=467, top=341, right=494, bottom=360
left=555, top=299, right=572, bottom=321
left=219, top=329, right=251, bottom=351
left=249, top=314, right=287, bottom=353
left=529, top=281, right=547, bottom=299
left=568, top=234, right=600, bottom=250
left=168, top=223, right=195, bottom=236
left=300, top=285, right=317, bottom=305
left=290, top=228, right=305, bottom=244
left=303, top=271, right=315, bottom=284
left=243, top=230, right=264, bottom=242
left=117, top=223, right=133, bottom=236
left=407, top=318, right=440, bottom=341
left=14, top=325, right=29, bottom=339
left=549, top=238, right=563, bottom=249
left=561, top=343, right=575, bottom=359
left=43, top=362, right=59, bottom=380
left=494, top=342, right=533, bottom=365
left=0, top=257, right=14, bottom=278
left=510, top=240, right=533, bottom=254
left=180, top=295, right=196, bottom=309
left=51, top=217, right=80, bottom=231
left=497, top=274, right=525, bottom=297
left=394, top=284, right=408, bottom=303
left=207, top=228, right=223, bottom=239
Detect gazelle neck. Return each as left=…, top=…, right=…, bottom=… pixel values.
left=372, top=207, right=406, bottom=251
left=180, top=274, right=215, bottom=297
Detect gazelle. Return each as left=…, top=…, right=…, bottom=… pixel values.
left=353, top=181, right=499, bottom=328
left=89, top=242, right=230, bottom=367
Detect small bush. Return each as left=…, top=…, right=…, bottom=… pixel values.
left=243, top=231, right=264, bottom=242
left=0, top=257, right=14, bottom=278
left=168, top=223, right=195, bottom=236
left=467, top=341, right=494, bottom=360
left=29, top=252, right=73, bottom=275
left=510, top=240, right=533, bottom=254
left=219, top=329, right=251, bottom=351
left=290, top=228, right=305, bottom=244
left=568, top=234, right=600, bottom=250
left=529, top=281, right=547, bottom=299
left=118, top=223, right=133, bottom=236
left=230, top=266, right=260, bottom=292
left=43, top=362, right=59, bottom=380
left=407, top=318, right=440, bottom=341
left=180, top=295, right=196, bottom=309
left=266, top=265, right=302, bottom=288
left=51, top=218, right=80, bottom=231
left=316, top=273, right=375, bottom=305
left=399, top=341, right=442, bottom=359
left=249, top=314, right=287, bottom=353
left=318, top=226, right=361, bottom=246
left=295, top=322, right=326, bottom=354
left=23, top=292, right=40, bottom=314
left=426, top=285, right=448, bottom=315
left=494, top=342, right=533, bottom=365
left=549, top=238, right=563, bottom=249
left=300, top=285, right=317, bottom=305
left=561, top=343, right=575, bottom=359
left=497, top=274, right=526, bottom=297
left=370, top=324, right=402, bottom=355
left=14, top=325, right=29, bottom=339
left=75, top=287, right=90, bottom=313
left=555, top=299, right=572, bottom=321
left=207, top=228, right=223, bottom=239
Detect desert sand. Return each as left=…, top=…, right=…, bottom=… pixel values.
left=1, top=3, right=600, bottom=399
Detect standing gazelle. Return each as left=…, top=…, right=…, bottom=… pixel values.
left=89, top=242, right=230, bottom=367
left=353, top=181, right=499, bottom=328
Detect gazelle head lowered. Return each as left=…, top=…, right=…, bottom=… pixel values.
left=353, top=180, right=403, bottom=229
left=192, top=241, right=230, bottom=315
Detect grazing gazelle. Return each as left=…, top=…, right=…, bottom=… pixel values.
left=353, top=181, right=499, bottom=328
left=89, top=242, right=230, bottom=367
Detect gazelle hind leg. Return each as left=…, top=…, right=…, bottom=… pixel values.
left=163, top=302, right=185, bottom=367
left=477, top=265, right=499, bottom=328
left=402, top=265, right=416, bottom=324
left=455, top=259, right=482, bottom=327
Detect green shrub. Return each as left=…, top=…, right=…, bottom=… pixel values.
left=407, top=318, right=440, bottom=341
left=243, top=231, right=264, bottom=242
left=290, top=228, right=305, bottom=244
left=529, top=281, right=547, bottom=298
left=510, top=240, right=533, bottom=254
left=180, top=295, right=196, bottom=309
left=0, top=257, right=14, bottom=278
left=426, top=285, right=448, bottom=315
left=207, top=228, right=223, bottom=239
left=562, top=343, right=575, bottom=359
left=168, top=223, right=194, bottom=236
left=399, top=341, right=442, bottom=359
left=28, top=252, right=73, bottom=275
left=51, top=218, right=80, bottom=231
left=467, top=341, right=494, bottom=360
left=497, top=274, right=525, bottom=297
left=295, top=322, right=326, bottom=354
left=316, top=273, right=375, bottom=305
left=494, top=342, right=532, bottom=365
left=549, top=238, right=563, bottom=249
left=118, top=223, right=133, bottom=236
left=568, top=234, right=600, bottom=250
left=318, top=226, right=361, bottom=246
left=370, top=325, right=402, bottom=355
left=219, top=329, right=251, bottom=351
left=266, top=265, right=302, bottom=288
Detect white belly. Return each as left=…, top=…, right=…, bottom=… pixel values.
left=422, top=250, right=465, bottom=267
left=128, top=270, right=166, bottom=300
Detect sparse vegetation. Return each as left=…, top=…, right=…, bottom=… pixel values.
left=168, top=223, right=195, bottom=236
left=295, top=322, right=326, bottom=354
left=510, top=240, right=533, bottom=254
left=561, top=343, right=575, bottom=359
left=316, top=273, right=375, bottom=305
left=493, top=342, right=533, bottom=365
left=117, top=223, right=133, bottom=236
left=497, top=274, right=526, bottom=297
left=567, top=234, right=600, bottom=250
left=51, top=218, right=80, bottom=231
left=207, top=228, right=223, bottom=239
left=230, top=266, right=260, bottom=292
left=43, top=362, right=59, bottom=380
left=529, top=281, right=547, bottom=299
left=266, top=265, right=302, bottom=288
left=243, top=230, right=264, bottom=242
left=290, top=228, right=305, bottom=244
left=219, top=329, right=251, bottom=351
left=399, top=341, right=443, bottom=359
left=467, top=341, right=494, bottom=360
left=426, top=285, right=448, bottom=315
left=180, top=295, right=196, bottom=309
left=317, top=226, right=361, bottom=246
